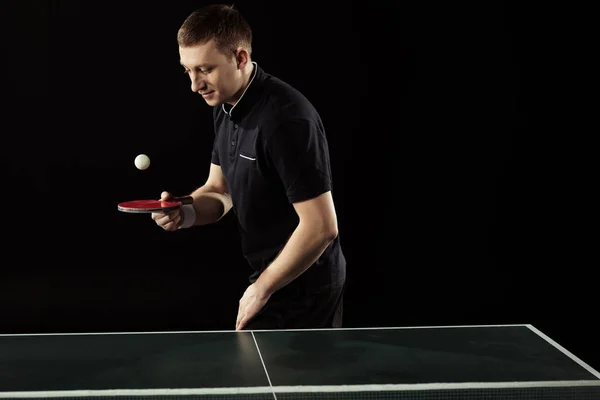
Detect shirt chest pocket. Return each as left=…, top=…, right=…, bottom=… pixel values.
left=235, top=147, right=262, bottom=190
left=231, top=132, right=270, bottom=197
left=238, top=151, right=257, bottom=162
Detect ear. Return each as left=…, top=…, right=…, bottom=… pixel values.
left=235, top=48, right=250, bottom=69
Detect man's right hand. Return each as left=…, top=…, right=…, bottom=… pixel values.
left=151, top=191, right=182, bottom=231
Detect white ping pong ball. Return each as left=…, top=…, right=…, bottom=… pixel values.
left=134, top=154, right=150, bottom=170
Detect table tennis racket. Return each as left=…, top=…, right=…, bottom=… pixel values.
left=117, top=196, right=193, bottom=214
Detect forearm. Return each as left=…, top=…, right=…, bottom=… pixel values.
left=187, top=185, right=232, bottom=226
left=255, top=221, right=337, bottom=295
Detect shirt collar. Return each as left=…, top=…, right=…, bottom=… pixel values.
left=222, top=61, right=264, bottom=121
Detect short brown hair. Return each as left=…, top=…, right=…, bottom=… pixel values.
left=177, top=4, right=252, bottom=58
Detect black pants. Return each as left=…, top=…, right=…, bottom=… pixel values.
left=243, top=281, right=344, bottom=330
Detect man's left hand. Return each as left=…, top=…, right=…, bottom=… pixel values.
left=236, top=282, right=271, bottom=330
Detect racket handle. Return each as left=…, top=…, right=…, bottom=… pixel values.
left=173, top=195, right=194, bottom=205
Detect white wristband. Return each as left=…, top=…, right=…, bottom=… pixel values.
left=179, top=204, right=196, bottom=229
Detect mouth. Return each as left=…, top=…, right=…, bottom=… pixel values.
left=201, top=91, right=215, bottom=98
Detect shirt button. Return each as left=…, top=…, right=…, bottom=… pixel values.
left=234, top=124, right=238, bottom=129
left=231, top=140, right=235, bottom=146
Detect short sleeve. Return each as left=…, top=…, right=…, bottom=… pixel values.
left=211, top=142, right=220, bottom=165
left=211, top=107, right=220, bottom=165
left=266, top=117, right=332, bottom=203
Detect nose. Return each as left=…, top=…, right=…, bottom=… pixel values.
left=190, top=72, right=207, bottom=93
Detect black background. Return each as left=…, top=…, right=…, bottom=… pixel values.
left=1, top=1, right=597, bottom=370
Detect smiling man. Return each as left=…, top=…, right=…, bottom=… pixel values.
left=151, top=4, right=346, bottom=331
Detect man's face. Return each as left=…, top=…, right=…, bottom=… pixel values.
left=179, top=39, right=242, bottom=106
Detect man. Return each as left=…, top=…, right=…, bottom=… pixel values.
left=152, top=4, right=346, bottom=331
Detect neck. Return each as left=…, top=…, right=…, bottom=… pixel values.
left=229, top=61, right=254, bottom=106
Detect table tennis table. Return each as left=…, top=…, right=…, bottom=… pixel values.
left=1, top=324, right=599, bottom=399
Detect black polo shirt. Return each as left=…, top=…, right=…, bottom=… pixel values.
left=211, top=62, right=346, bottom=289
